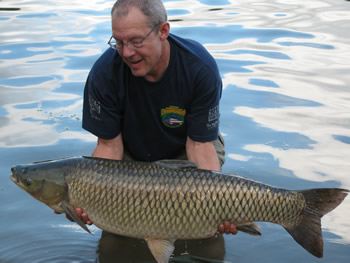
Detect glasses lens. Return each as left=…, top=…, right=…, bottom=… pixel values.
left=108, top=37, right=118, bottom=50
left=131, top=41, right=143, bottom=49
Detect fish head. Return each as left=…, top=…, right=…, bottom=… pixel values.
left=10, top=160, right=68, bottom=209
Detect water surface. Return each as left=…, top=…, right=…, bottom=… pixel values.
left=1, top=0, right=350, bottom=262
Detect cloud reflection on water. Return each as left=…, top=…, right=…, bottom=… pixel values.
left=0, top=0, right=110, bottom=147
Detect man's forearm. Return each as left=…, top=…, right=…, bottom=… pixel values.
left=186, top=136, right=221, bottom=171
left=92, top=134, right=124, bottom=160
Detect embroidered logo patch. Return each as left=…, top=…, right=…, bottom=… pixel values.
left=89, top=95, right=101, bottom=120
left=161, top=106, right=186, bottom=128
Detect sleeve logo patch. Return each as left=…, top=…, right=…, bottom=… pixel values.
left=161, top=106, right=186, bottom=128
left=208, top=105, right=219, bottom=122
left=89, top=95, right=101, bottom=120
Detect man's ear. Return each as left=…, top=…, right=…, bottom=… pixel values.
left=158, top=22, right=170, bottom=40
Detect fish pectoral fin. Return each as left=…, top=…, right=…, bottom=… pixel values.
left=145, top=238, right=176, bottom=263
left=236, top=222, right=261, bottom=236
left=154, top=159, right=197, bottom=169
left=60, top=201, right=91, bottom=234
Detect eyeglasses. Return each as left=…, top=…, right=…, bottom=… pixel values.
left=108, top=25, right=158, bottom=51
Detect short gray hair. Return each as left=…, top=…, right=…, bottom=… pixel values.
left=111, top=0, right=167, bottom=28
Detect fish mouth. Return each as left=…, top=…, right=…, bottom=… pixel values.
left=10, top=168, right=27, bottom=192
left=10, top=167, right=19, bottom=185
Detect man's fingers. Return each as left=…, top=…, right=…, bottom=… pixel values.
left=81, top=212, right=92, bottom=225
left=217, top=223, right=225, bottom=234
left=230, top=224, right=238, bottom=235
left=224, top=221, right=231, bottom=234
left=75, top=208, right=93, bottom=225
left=216, top=221, right=238, bottom=235
left=55, top=207, right=92, bottom=225
left=75, top=207, right=83, bottom=217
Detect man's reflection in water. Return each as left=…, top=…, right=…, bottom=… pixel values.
left=97, top=231, right=226, bottom=263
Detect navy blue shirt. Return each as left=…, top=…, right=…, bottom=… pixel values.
left=83, top=34, right=222, bottom=161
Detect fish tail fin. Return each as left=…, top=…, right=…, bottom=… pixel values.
left=284, top=188, right=348, bottom=258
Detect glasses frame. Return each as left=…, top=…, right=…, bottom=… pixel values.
left=108, top=25, right=158, bottom=51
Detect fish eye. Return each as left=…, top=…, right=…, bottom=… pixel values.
left=24, top=178, right=32, bottom=186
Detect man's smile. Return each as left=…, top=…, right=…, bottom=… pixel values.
left=130, top=59, right=142, bottom=65
left=127, top=58, right=144, bottom=70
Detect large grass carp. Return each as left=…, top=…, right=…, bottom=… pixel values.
left=10, top=156, right=348, bottom=263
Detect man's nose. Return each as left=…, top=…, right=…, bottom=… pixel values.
left=120, top=44, right=136, bottom=57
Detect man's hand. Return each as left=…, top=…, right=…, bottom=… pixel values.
left=55, top=208, right=93, bottom=225
left=186, top=137, right=221, bottom=171
left=217, top=221, right=238, bottom=235
left=75, top=208, right=93, bottom=225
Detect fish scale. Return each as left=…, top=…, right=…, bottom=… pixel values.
left=11, top=156, right=348, bottom=262
left=65, top=158, right=304, bottom=238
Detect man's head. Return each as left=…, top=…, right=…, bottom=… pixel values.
left=110, top=0, right=170, bottom=82
left=112, top=0, right=167, bottom=29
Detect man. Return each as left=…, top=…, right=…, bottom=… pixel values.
left=72, top=0, right=237, bottom=237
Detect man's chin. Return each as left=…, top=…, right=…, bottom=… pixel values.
left=130, top=70, right=146, bottom=78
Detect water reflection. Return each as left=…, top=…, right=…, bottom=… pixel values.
left=1, top=0, right=350, bottom=262
left=0, top=0, right=109, bottom=146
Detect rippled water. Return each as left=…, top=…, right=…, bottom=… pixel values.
left=1, top=0, right=350, bottom=262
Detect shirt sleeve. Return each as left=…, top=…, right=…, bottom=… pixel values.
left=186, top=65, right=222, bottom=142
left=82, top=68, right=124, bottom=140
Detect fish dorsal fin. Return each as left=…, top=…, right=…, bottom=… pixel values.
left=145, top=238, right=176, bottom=263
left=60, top=201, right=91, bottom=234
left=154, top=159, right=197, bottom=169
left=236, top=222, right=261, bottom=236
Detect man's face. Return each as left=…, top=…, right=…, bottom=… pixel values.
left=112, top=7, right=168, bottom=81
